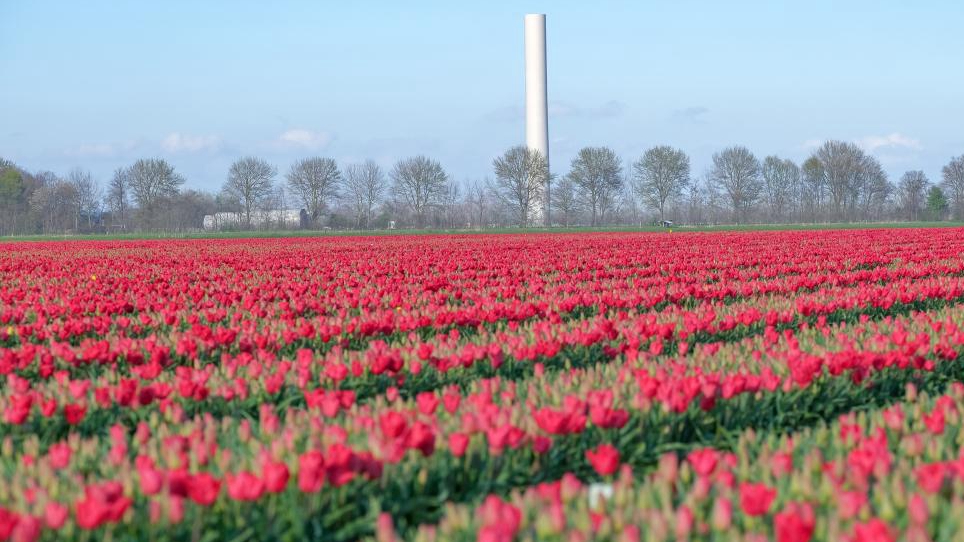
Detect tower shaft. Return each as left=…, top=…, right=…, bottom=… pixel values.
left=524, top=14, right=548, bottom=171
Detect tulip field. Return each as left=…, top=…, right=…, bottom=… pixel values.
left=4, top=228, right=964, bottom=541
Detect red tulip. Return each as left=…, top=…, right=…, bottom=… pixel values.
left=586, top=444, right=620, bottom=476
left=774, top=502, right=815, bottom=542
left=687, top=448, right=719, bottom=477
left=74, top=482, right=131, bottom=530
left=406, top=421, right=436, bottom=456
left=442, top=391, right=461, bottom=413
left=589, top=406, right=629, bottom=429
left=379, top=411, right=408, bottom=439
left=415, top=391, right=439, bottom=415
left=448, top=433, right=469, bottom=457
left=138, top=466, right=164, bottom=496
left=63, top=403, right=86, bottom=425
left=848, top=518, right=895, bottom=542
left=922, top=408, right=945, bottom=435
left=298, top=450, right=326, bottom=493
left=46, top=442, right=71, bottom=470
left=187, top=473, right=221, bottom=506
left=534, top=407, right=575, bottom=435
left=739, top=481, right=776, bottom=516
left=532, top=435, right=552, bottom=454
left=10, top=514, right=40, bottom=542
left=836, top=490, right=867, bottom=519
left=43, top=502, right=68, bottom=530
left=324, top=443, right=357, bottom=487
left=226, top=471, right=265, bottom=501
left=915, top=462, right=947, bottom=494
left=0, top=508, right=18, bottom=540
left=477, top=495, right=521, bottom=542
left=263, top=460, right=290, bottom=493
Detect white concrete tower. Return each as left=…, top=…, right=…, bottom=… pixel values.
left=524, top=13, right=549, bottom=172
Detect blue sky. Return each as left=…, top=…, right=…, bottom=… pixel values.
left=2, top=0, right=962, bottom=191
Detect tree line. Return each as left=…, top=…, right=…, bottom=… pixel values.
left=1, top=141, right=963, bottom=235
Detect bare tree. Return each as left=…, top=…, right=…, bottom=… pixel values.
left=223, top=157, right=276, bottom=228
left=807, top=141, right=882, bottom=221
left=682, top=178, right=707, bottom=226
left=67, top=168, right=101, bottom=230
left=438, top=178, right=462, bottom=228
left=631, top=146, right=689, bottom=222
left=551, top=173, right=581, bottom=227
left=286, top=157, right=342, bottom=226
left=897, top=170, right=929, bottom=221
left=168, top=189, right=216, bottom=232
left=344, top=160, right=387, bottom=229
left=391, top=156, right=448, bottom=228
left=467, top=179, right=488, bottom=229
left=814, top=141, right=859, bottom=219
left=105, top=167, right=130, bottom=230
left=761, top=156, right=800, bottom=222
left=859, top=159, right=892, bottom=221
left=29, top=177, right=79, bottom=233
left=597, top=183, right=619, bottom=224
left=566, top=147, right=622, bottom=226
left=710, top=146, right=762, bottom=223
left=942, top=155, right=964, bottom=220
left=799, top=156, right=826, bottom=222
left=492, top=146, right=548, bottom=227
left=127, top=158, right=185, bottom=228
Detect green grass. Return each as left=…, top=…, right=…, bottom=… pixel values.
left=1, top=221, right=963, bottom=243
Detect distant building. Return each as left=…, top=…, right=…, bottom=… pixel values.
left=203, top=209, right=307, bottom=231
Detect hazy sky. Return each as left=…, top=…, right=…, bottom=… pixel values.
left=2, top=0, right=962, bottom=191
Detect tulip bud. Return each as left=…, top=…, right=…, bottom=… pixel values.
left=561, top=473, right=583, bottom=502
left=657, top=453, right=678, bottom=485
left=675, top=506, right=694, bottom=539
left=375, top=513, right=399, bottom=542
left=879, top=497, right=897, bottom=523
left=906, top=382, right=918, bottom=401
left=691, top=476, right=711, bottom=501
left=618, top=525, right=640, bottom=542
left=908, top=493, right=929, bottom=525
left=711, top=497, right=732, bottom=530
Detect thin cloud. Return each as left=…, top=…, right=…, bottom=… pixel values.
left=64, top=139, right=141, bottom=158
left=277, top=129, right=333, bottom=150
left=484, top=100, right=626, bottom=122
left=548, top=102, right=578, bottom=117
left=874, top=153, right=917, bottom=167
left=799, top=134, right=922, bottom=154
left=587, top=100, right=625, bottom=118
left=65, top=143, right=117, bottom=157
left=484, top=106, right=525, bottom=122
left=161, top=132, right=221, bottom=153
left=857, top=132, right=922, bottom=153
left=671, top=106, right=709, bottom=123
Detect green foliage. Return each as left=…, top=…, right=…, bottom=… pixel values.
left=0, top=166, right=24, bottom=205
left=3, top=222, right=964, bottom=243
left=927, top=185, right=950, bottom=219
